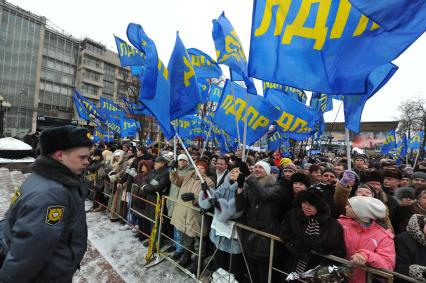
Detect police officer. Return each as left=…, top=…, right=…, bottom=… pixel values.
left=0, top=125, right=92, bottom=283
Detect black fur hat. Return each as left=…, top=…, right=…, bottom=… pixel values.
left=296, top=188, right=330, bottom=217
left=38, top=125, right=92, bottom=156
left=360, top=170, right=383, bottom=183
left=291, top=172, right=311, bottom=188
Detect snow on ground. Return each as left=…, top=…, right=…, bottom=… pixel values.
left=0, top=137, right=32, bottom=150
left=0, top=157, right=35, bottom=163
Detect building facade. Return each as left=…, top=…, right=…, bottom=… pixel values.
left=0, top=0, right=157, bottom=140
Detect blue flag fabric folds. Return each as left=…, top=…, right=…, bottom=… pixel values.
left=187, top=48, right=222, bottom=79
left=263, top=82, right=307, bottom=103
left=394, top=135, right=408, bottom=165
left=213, top=80, right=278, bottom=145
left=127, top=23, right=175, bottom=140
left=114, top=35, right=146, bottom=67
left=266, top=89, right=322, bottom=140
left=172, top=116, right=205, bottom=141
left=213, top=12, right=257, bottom=95
left=120, top=97, right=151, bottom=116
left=248, top=0, right=423, bottom=94
left=120, top=117, right=138, bottom=138
left=73, top=90, right=105, bottom=122
left=127, top=23, right=159, bottom=100
left=310, top=93, right=333, bottom=113
left=93, top=127, right=114, bottom=142
left=381, top=130, right=396, bottom=154
left=168, top=32, right=202, bottom=120
left=100, top=97, right=122, bottom=118
left=341, top=63, right=398, bottom=133
left=208, top=84, right=223, bottom=104
left=198, top=78, right=211, bottom=103
left=73, top=93, right=91, bottom=121
left=409, top=131, right=425, bottom=150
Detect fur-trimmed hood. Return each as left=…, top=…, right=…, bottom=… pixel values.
left=32, top=156, right=81, bottom=188
left=295, top=188, right=331, bottom=223
left=245, top=174, right=277, bottom=189
left=407, top=214, right=426, bottom=247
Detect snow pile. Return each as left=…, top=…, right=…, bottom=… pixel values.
left=0, top=157, right=35, bottom=163
left=0, top=137, right=32, bottom=151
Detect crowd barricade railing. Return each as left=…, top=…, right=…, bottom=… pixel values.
left=86, top=179, right=417, bottom=283
left=157, top=196, right=417, bottom=283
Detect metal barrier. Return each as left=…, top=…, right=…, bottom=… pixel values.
left=88, top=182, right=418, bottom=283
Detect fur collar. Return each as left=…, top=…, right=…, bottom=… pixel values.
left=407, top=214, right=426, bottom=246
left=247, top=174, right=277, bottom=188
left=32, top=156, right=81, bottom=188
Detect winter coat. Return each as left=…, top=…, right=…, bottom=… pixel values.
left=0, top=156, right=87, bottom=283
left=167, top=165, right=193, bottom=217
left=170, top=171, right=214, bottom=237
left=199, top=174, right=244, bottom=254
left=280, top=192, right=346, bottom=272
left=235, top=174, right=285, bottom=258
left=131, top=160, right=154, bottom=212
left=142, top=166, right=171, bottom=220
left=392, top=202, right=426, bottom=235
left=338, top=216, right=395, bottom=283
left=395, top=214, right=426, bottom=282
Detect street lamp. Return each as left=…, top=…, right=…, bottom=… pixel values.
left=0, top=95, right=12, bottom=138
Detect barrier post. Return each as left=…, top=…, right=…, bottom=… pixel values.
left=267, top=239, right=275, bottom=283
left=196, top=213, right=205, bottom=279
left=155, top=195, right=166, bottom=254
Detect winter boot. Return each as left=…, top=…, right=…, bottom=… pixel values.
left=170, top=250, right=184, bottom=261
left=177, top=250, right=192, bottom=268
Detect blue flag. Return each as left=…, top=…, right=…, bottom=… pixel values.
left=172, top=116, right=205, bottom=141
left=93, top=127, right=114, bottom=142
left=100, top=97, right=122, bottom=118
left=120, top=96, right=151, bottom=116
left=310, top=93, right=333, bottom=113
left=127, top=23, right=175, bottom=140
left=120, top=117, right=138, bottom=138
left=73, top=93, right=91, bottom=121
left=131, top=66, right=144, bottom=77
left=212, top=12, right=257, bottom=95
left=168, top=32, right=202, bottom=120
left=394, top=135, right=408, bottom=165
left=73, top=90, right=105, bottom=122
left=213, top=80, right=279, bottom=145
left=409, top=131, right=425, bottom=150
left=114, top=35, right=146, bottom=67
left=208, top=84, right=223, bottom=104
left=263, top=81, right=307, bottom=103
left=381, top=130, right=396, bottom=154
left=187, top=48, right=222, bottom=79
left=265, top=89, right=322, bottom=140
left=267, top=130, right=283, bottom=151
left=127, top=23, right=159, bottom=100
left=341, top=63, right=398, bottom=133
left=248, top=0, right=424, bottom=94
left=197, top=78, right=211, bottom=103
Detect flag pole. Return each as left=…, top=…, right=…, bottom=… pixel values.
left=413, top=150, right=420, bottom=169
left=241, top=93, right=250, bottom=161
left=345, top=127, right=352, bottom=171
left=200, top=125, right=213, bottom=158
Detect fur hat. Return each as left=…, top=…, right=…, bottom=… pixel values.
left=360, top=170, right=383, bottom=183
left=255, top=160, right=271, bottom=175
left=383, top=169, right=403, bottom=180
left=322, top=167, right=336, bottom=177
left=296, top=188, right=329, bottom=216
left=291, top=172, right=311, bottom=188
left=412, top=171, right=426, bottom=181
left=356, top=183, right=377, bottom=198
left=348, top=196, right=387, bottom=222
left=38, top=125, right=92, bottom=156
left=414, top=186, right=426, bottom=200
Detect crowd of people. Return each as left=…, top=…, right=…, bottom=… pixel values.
left=85, top=141, right=426, bottom=283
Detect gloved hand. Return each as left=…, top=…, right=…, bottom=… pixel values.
left=340, top=170, right=356, bottom=187
left=128, top=168, right=137, bottom=177
left=107, top=171, right=117, bottom=183
left=237, top=173, right=245, bottom=188
left=181, top=192, right=195, bottom=202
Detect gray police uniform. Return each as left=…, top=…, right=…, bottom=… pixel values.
left=0, top=156, right=87, bottom=283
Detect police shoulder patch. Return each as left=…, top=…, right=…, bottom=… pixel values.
left=45, top=206, right=65, bottom=225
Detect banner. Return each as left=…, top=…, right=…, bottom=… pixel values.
left=168, top=32, right=202, bottom=119
left=213, top=80, right=278, bottom=145
left=73, top=90, right=105, bottom=122
left=187, top=48, right=222, bottom=79
left=213, top=12, right=257, bottom=95
left=248, top=0, right=423, bottom=94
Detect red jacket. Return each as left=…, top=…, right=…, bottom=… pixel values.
left=338, top=216, right=395, bottom=283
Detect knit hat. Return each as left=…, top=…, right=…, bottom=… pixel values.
left=255, top=160, right=271, bottom=175
left=322, top=167, right=336, bottom=177
left=291, top=172, right=311, bottom=188
left=283, top=163, right=297, bottom=172
left=177, top=154, right=189, bottom=162
left=280, top=158, right=292, bottom=167
left=348, top=196, right=387, bottom=222
left=270, top=166, right=280, bottom=174
left=38, top=125, right=92, bottom=156
left=360, top=170, right=383, bottom=183
left=412, top=171, right=426, bottom=181
left=414, top=186, right=426, bottom=200
left=383, top=169, right=402, bottom=180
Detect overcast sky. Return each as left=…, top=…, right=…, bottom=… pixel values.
left=9, top=0, right=426, bottom=123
